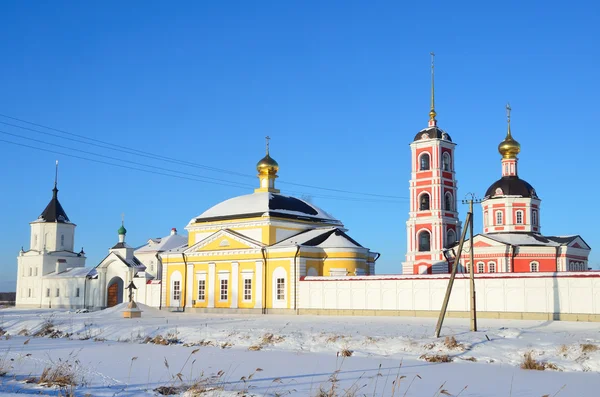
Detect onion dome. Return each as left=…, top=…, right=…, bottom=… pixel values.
left=256, top=153, right=279, bottom=175
left=118, top=224, right=127, bottom=235
left=484, top=176, right=538, bottom=199
left=498, top=103, right=520, bottom=159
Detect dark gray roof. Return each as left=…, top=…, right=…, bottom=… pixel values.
left=413, top=126, right=452, bottom=143
left=38, top=186, right=70, bottom=223
left=484, top=176, right=538, bottom=199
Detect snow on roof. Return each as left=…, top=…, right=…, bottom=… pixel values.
left=484, top=233, right=578, bottom=247
left=136, top=232, right=188, bottom=253
left=46, top=267, right=97, bottom=278
left=273, top=227, right=363, bottom=249
left=191, top=192, right=341, bottom=225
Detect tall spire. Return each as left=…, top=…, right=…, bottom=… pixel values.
left=39, top=161, right=70, bottom=223
left=428, top=52, right=437, bottom=127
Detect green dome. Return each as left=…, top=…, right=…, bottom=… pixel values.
left=118, top=224, right=127, bottom=235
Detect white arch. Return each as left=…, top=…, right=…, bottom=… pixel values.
left=442, top=152, right=451, bottom=171
left=446, top=229, right=456, bottom=247
left=418, top=192, right=431, bottom=211
left=477, top=262, right=485, bottom=273
left=444, top=192, right=453, bottom=211
left=488, top=261, right=497, bottom=273
left=418, top=152, right=431, bottom=171
left=416, top=228, right=431, bottom=252
left=529, top=261, right=539, bottom=272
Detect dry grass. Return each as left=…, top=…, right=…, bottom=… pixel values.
left=248, top=345, right=262, bottom=351
left=558, top=344, right=569, bottom=355
left=581, top=343, right=598, bottom=353
left=37, top=360, right=79, bottom=388
left=419, top=354, right=452, bottom=363
left=443, top=336, right=464, bottom=350
left=462, top=356, right=477, bottom=362
left=520, top=351, right=559, bottom=371
left=17, top=328, right=29, bottom=336
left=338, top=348, right=353, bottom=357
left=248, top=333, right=284, bottom=351
left=325, top=334, right=344, bottom=343
left=144, top=334, right=181, bottom=346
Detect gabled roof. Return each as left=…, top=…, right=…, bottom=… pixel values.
left=452, top=232, right=591, bottom=249
left=272, top=227, right=364, bottom=249
left=183, top=228, right=263, bottom=254
left=46, top=267, right=96, bottom=278
left=95, top=252, right=146, bottom=271
left=37, top=186, right=70, bottom=223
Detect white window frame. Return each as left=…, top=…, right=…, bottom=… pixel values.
left=29, top=267, right=32, bottom=276
left=243, top=277, right=252, bottom=302
left=532, top=210, right=538, bottom=225
left=276, top=278, right=285, bottom=301
left=173, top=280, right=181, bottom=301
left=61, top=234, right=65, bottom=248
left=28, top=288, right=32, bottom=298
left=55, top=288, right=60, bottom=297
left=46, top=288, right=50, bottom=298
left=530, top=261, right=539, bottom=272
left=272, top=267, right=287, bottom=308
left=219, top=278, right=228, bottom=302
left=496, top=211, right=503, bottom=225
left=75, top=288, right=80, bottom=298
left=34, top=267, right=38, bottom=276
left=516, top=210, right=523, bottom=225
left=419, top=152, right=430, bottom=171
left=477, top=262, right=485, bottom=273
left=488, top=262, right=496, bottom=273
left=197, top=278, right=206, bottom=301
left=442, top=152, right=451, bottom=171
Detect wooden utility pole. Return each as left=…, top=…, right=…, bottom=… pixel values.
left=468, top=198, right=477, bottom=332
left=434, top=212, right=472, bottom=338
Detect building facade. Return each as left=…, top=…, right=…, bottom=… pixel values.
left=160, top=143, right=379, bottom=312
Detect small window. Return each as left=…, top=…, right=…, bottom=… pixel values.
left=478, top=263, right=485, bottom=273
left=243, top=278, right=252, bottom=301
left=419, top=193, right=430, bottom=211
left=419, top=153, right=430, bottom=171
left=34, top=268, right=38, bottom=276
left=496, top=211, right=503, bottom=225
left=530, top=262, right=539, bottom=272
left=46, top=288, right=50, bottom=298
left=75, top=288, right=80, bottom=298
left=28, top=288, right=32, bottom=298
left=61, top=234, right=65, bottom=248
left=29, top=267, right=32, bottom=276
left=55, top=288, right=60, bottom=297
left=276, top=278, right=285, bottom=301
left=173, top=280, right=181, bottom=301
left=532, top=210, right=538, bottom=225
left=465, top=262, right=471, bottom=273
left=220, top=279, right=228, bottom=301
left=445, top=193, right=452, bottom=211
left=489, top=263, right=496, bottom=273
left=516, top=211, right=523, bottom=225
left=442, top=152, right=451, bottom=171
left=418, top=230, right=431, bottom=252
left=197, top=279, right=206, bottom=301
left=33, top=234, right=38, bottom=247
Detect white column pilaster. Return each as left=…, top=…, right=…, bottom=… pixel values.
left=231, top=262, right=239, bottom=309
left=208, top=262, right=215, bottom=308
left=254, top=260, right=263, bottom=309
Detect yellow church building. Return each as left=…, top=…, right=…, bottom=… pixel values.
left=161, top=141, right=379, bottom=313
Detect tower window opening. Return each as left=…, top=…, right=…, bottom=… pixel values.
left=446, top=229, right=456, bottom=247
left=418, top=230, right=431, bottom=252
left=496, top=211, right=503, bottom=225
left=61, top=234, right=65, bottom=248
left=516, top=210, right=523, bottom=225
left=419, top=153, right=430, bottom=171
left=532, top=210, right=538, bottom=225
left=442, top=152, right=451, bottom=171
left=484, top=211, right=489, bottom=227
left=419, top=193, right=430, bottom=211
left=445, top=192, right=453, bottom=211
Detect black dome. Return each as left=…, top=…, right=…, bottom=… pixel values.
left=413, top=126, right=452, bottom=142
left=485, top=176, right=538, bottom=199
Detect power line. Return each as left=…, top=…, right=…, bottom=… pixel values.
left=0, top=113, right=409, bottom=200
left=0, top=136, right=407, bottom=204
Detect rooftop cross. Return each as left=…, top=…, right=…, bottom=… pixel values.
left=265, top=135, right=271, bottom=155
left=54, top=160, right=59, bottom=189
left=506, top=102, right=512, bottom=123
left=430, top=52, right=435, bottom=113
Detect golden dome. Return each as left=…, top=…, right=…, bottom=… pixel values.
left=498, top=128, right=520, bottom=159
left=256, top=153, right=279, bottom=174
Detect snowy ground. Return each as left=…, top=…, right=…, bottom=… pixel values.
left=0, top=304, right=599, bottom=396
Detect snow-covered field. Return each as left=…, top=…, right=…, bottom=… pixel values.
left=0, top=303, right=599, bottom=396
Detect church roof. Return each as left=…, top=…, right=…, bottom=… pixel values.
left=191, top=192, right=342, bottom=225
left=459, top=233, right=590, bottom=249
left=136, top=231, right=188, bottom=253
left=272, top=227, right=363, bottom=249
left=46, top=267, right=96, bottom=278
left=484, top=176, right=538, bottom=199
left=37, top=187, right=70, bottom=223
left=413, top=126, right=452, bottom=143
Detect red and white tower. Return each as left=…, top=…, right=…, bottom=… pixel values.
left=403, top=54, right=461, bottom=274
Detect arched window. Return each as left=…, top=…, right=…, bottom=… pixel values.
left=442, top=152, right=451, bottom=171
left=477, top=262, right=485, bottom=273
left=60, top=234, right=65, bottom=248
left=530, top=261, right=539, bottom=272
left=418, top=230, right=431, bottom=252
left=496, top=211, right=503, bottom=225
left=445, top=192, right=453, bottom=211
left=488, top=262, right=496, bottom=273
left=532, top=210, right=538, bottom=225
left=464, top=262, right=471, bottom=273
left=419, top=153, right=430, bottom=171
left=446, top=229, right=456, bottom=247
left=419, top=193, right=430, bottom=211
left=515, top=211, right=523, bottom=225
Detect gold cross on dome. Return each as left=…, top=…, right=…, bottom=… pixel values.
left=121, top=213, right=125, bottom=225
left=265, top=135, right=271, bottom=155
left=506, top=102, right=512, bottom=122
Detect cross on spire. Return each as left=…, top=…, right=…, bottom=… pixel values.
left=506, top=102, right=512, bottom=123
left=54, top=160, right=59, bottom=189
left=265, top=135, right=271, bottom=155
left=428, top=52, right=437, bottom=126
left=121, top=213, right=125, bottom=226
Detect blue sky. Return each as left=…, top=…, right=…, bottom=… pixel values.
left=0, top=1, right=598, bottom=290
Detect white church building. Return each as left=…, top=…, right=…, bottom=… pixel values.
left=15, top=178, right=186, bottom=310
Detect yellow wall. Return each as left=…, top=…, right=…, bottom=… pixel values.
left=165, top=264, right=185, bottom=307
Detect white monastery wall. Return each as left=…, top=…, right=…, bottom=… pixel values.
left=299, top=272, right=600, bottom=319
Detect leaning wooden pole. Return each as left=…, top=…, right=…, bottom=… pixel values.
left=434, top=212, right=472, bottom=338
left=469, top=199, right=478, bottom=332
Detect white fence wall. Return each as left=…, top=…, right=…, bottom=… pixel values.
left=299, top=272, right=600, bottom=319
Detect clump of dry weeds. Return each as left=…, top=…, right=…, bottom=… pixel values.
left=419, top=354, right=452, bottom=363
left=520, top=351, right=560, bottom=371
left=337, top=348, right=353, bottom=357
left=144, top=334, right=181, bottom=346
left=443, top=336, right=464, bottom=350
left=581, top=343, right=598, bottom=353
left=248, top=333, right=284, bottom=351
